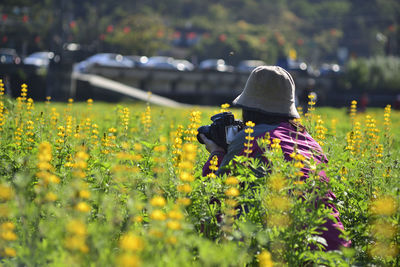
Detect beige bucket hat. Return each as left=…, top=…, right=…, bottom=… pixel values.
left=233, top=65, right=300, bottom=118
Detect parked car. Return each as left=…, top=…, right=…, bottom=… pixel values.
left=174, top=59, right=194, bottom=71
left=318, top=63, right=341, bottom=76
left=198, top=59, right=234, bottom=72
left=236, top=60, right=266, bottom=73
left=23, top=51, right=55, bottom=68
left=126, top=55, right=149, bottom=67
left=0, top=48, right=21, bottom=64
left=143, top=56, right=194, bottom=71
left=73, top=53, right=135, bottom=73
left=143, top=56, right=176, bottom=70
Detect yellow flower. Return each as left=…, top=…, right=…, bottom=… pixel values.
left=244, top=128, right=254, bottom=134
left=66, top=219, right=87, bottom=236
left=246, top=121, right=255, bottom=127
left=150, top=209, right=166, bottom=221
left=294, top=161, right=304, bottom=169
left=258, top=250, right=273, bottom=267
left=75, top=202, right=91, bottom=213
left=3, top=247, right=17, bottom=257
left=370, top=196, right=397, bottom=216
left=119, top=233, right=144, bottom=251
left=1, top=231, right=17, bottom=241
left=225, top=199, right=238, bottom=207
left=0, top=184, right=13, bottom=201
left=150, top=196, right=167, bottom=207
left=225, top=177, right=239, bottom=186
left=167, top=220, right=182, bottom=230
left=269, top=174, right=286, bottom=191
left=371, top=220, right=397, bottom=238
left=267, top=196, right=291, bottom=212
left=154, top=145, right=167, bottom=152
left=0, top=222, right=15, bottom=231
left=45, top=192, right=58, bottom=202
left=369, top=241, right=398, bottom=259
left=178, top=161, right=193, bottom=169
left=207, top=172, right=217, bottom=179
left=168, top=210, right=183, bottom=220
left=225, top=188, right=240, bottom=197
left=133, top=143, right=142, bottom=151
left=177, top=198, right=191, bottom=206
left=167, top=236, right=178, bottom=245
left=79, top=190, right=91, bottom=199
left=116, top=253, right=141, bottom=267
left=64, top=235, right=86, bottom=251
left=268, top=213, right=290, bottom=228
left=0, top=204, right=9, bottom=217
left=132, top=216, right=143, bottom=223
left=177, top=184, right=192, bottom=193
left=179, top=172, right=194, bottom=182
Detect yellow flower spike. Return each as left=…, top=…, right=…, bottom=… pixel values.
left=150, top=209, right=167, bottom=221
left=225, top=177, right=239, bottom=186
left=119, top=233, right=144, bottom=251
left=294, top=161, right=305, bottom=169
left=177, top=198, right=191, bottom=206
left=179, top=172, right=194, bottom=182
left=267, top=196, right=291, bottom=212
left=75, top=202, right=91, bottom=213
left=167, top=220, right=182, bottom=230
left=370, top=196, right=397, bottom=216
left=45, top=192, right=58, bottom=202
left=1, top=231, right=17, bottom=241
left=64, top=235, right=87, bottom=251
left=66, top=220, right=87, bottom=236
left=369, top=241, right=398, bottom=259
left=269, top=174, right=286, bottom=192
left=225, top=199, right=238, bottom=207
left=79, top=190, right=91, bottom=199
left=0, top=184, right=13, bottom=201
left=225, top=187, right=240, bottom=197
left=150, top=196, right=167, bottom=207
left=116, top=253, right=141, bottom=267
left=371, top=220, right=397, bottom=239
left=0, top=222, right=15, bottom=231
left=177, top=184, right=192, bottom=193
left=3, top=247, right=17, bottom=257
left=168, top=210, right=183, bottom=220
left=133, top=143, right=142, bottom=151
left=178, top=161, right=193, bottom=169
left=258, top=250, right=274, bottom=267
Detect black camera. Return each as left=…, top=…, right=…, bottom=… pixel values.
left=197, top=112, right=243, bottom=151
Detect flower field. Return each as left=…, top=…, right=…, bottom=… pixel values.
left=0, top=82, right=399, bottom=266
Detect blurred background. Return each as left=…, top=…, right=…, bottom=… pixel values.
left=0, top=0, right=399, bottom=108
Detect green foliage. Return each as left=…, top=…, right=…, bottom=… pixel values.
left=2, top=0, right=399, bottom=64
left=0, top=89, right=399, bottom=265
left=344, top=56, right=400, bottom=91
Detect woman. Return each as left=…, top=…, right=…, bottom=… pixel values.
left=200, top=65, right=350, bottom=251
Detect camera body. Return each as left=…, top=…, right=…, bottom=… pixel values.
left=197, top=112, right=243, bottom=151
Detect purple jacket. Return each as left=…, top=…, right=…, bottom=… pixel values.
left=203, top=122, right=351, bottom=251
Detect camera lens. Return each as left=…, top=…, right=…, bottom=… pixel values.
left=196, top=125, right=211, bottom=144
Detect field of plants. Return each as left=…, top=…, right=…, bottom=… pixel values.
left=0, top=82, right=399, bottom=266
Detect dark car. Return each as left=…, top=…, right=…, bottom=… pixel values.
left=0, top=48, right=21, bottom=64
left=199, top=59, right=234, bottom=72
left=236, top=60, right=266, bottom=73
left=23, top=51, right=55, bottom=68
left=73, top=53, right=135, bottom=73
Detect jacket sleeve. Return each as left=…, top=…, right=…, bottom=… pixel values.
left=202, top=150, right=225, bottom=177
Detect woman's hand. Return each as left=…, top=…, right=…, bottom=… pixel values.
left=199, top=134, right=225, bottom=154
